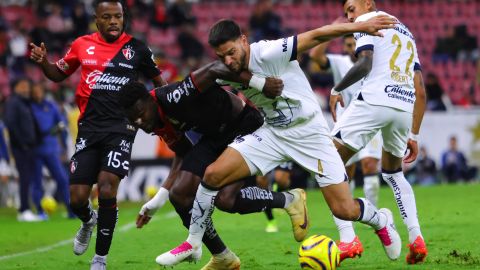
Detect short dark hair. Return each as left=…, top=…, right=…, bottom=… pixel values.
left=208, top=19, right=242, bottom=47
left=93, top=0, right=125, bottom=11
left=118, top=81, right=150, bottom=110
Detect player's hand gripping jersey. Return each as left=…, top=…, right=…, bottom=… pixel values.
left=354, top=11, right=421, bottom=113
left=56, top=32, right=160, bottom=134
left=241, top=36, right=325, bottom=128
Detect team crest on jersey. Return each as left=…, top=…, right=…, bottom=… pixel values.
left=122, top=45, right=135, bottom=60
left=57, top=59, right=69, bottom=72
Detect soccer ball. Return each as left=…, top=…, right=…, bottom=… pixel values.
left=298, top=235, right=340, bottom=270
left=40, top=196, right=58, bottom=214
left=146, top=185, right=158, bottom=199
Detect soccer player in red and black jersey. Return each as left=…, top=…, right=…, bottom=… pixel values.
left=29, top=1, right=166, bottom=269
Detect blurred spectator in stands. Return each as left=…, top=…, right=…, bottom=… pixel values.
left=30, top=82, right=74, bottom=219
left=4, top=78, right=41, bottom=221
left=249, top=0, right=283, bottom=42
left=441, top=136, right=478, bottom=183
left=177, top=21, right=204, bottom=72
left=425, top=73, right=447, bottom=111
left=414, top=147, right=438, bottom=186
left=434, top=24, right=478, bottom=62
left=46, top=3, right=73, bottom=52
left=151, top=0, right=169, bottom=30
left=30, top=15, right=52, bottom=50
left=0, top=22, right=8, bottom=68
left=154, top=50, right=179, bottom=83
left=72, top=2, right=90, bottom=37
left=167, top=0, right=196, bottom=28
left=8, top=20, right=29, bottom=77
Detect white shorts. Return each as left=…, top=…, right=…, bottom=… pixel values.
left=346, top=132, right=383, bottom=166
left=229, top=113, right=347, bottom=187
left=331, top=100, right=411, bottom=158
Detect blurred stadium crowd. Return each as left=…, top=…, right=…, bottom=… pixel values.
left=0, top=0, right=478, bottom=218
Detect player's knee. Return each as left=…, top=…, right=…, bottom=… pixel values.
left=97, top=181, right=115, bottom=198
left=215, top=191, right=235, bottom=213
left=69, top=187, right=89, bottom=207
left=204, top=165, right=226, bottom=188
left=169, top=186, right=193, bottom=210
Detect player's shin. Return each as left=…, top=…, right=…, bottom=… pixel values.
left=382, top=169, right=422, bottom=243
left=363, top=174, right=380, bottom=207
left=70, top=201, right=94, bottom=223
left=230, top=187, right=288, bottom=214
left=186, top=183, right=219, bottom=248
left=95, top=198, right=118, bottom=256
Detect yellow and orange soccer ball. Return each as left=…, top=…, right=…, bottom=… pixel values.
left=298, top=235, right=340, bottom=270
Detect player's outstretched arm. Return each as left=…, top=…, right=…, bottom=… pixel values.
left=297, top=15, right=396, bottom=54
left=136, top=155, right=183, bottom=228
left=404, top=70, right=426, bottom=163
left=309, top=17, right=346, bottom=69
left=29, top=42, right=68, bottom=82
left=193, top=61, right=283, bottom=98
left=333, top=50, right=373, bottom=92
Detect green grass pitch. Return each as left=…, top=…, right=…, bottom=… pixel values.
left=1, top=183, right=479, bottom=269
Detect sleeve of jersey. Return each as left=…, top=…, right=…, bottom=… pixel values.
left=354, top=32, right=374, bottom=56
left=257, top=36, right=298, bottom=66
left=55, top=41, right=80, bottom=76
left=413, top=44, right=422, bottom=71
left=139, top=43, right=161, bottom=79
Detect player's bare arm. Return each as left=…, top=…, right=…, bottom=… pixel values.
left=30, top=42, right=68, bottom=82
left=296, top=15, right=395, bottom=54
left=404, top=70, right=426, bottom=163
left=309, top=17, right=347, bottom=69
left=329, top=50, right=372, bottom=121
left=152, top=75, right=168, bottom=87
left=193, top=60, right=283, bottom=98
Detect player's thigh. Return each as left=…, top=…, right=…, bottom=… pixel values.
left=381, top=108, right=411, bottom=167
left=204, top=146, right=254, bottom=188
left=225, top=127, right=285, bottom=180
left=180, top=137, right=224, bottom=179
left=332, top=100, right=384, bottom=154
left=69, top=134, right=103, bottom=186
left=100, top=133, right=135, bottom=180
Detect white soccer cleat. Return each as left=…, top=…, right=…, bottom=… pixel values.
left=73, top=211, right=97, bottom=256
left=90, top=255, right=107, bottom=270
left=155, top=241, right=202, bottom=266
left=375, top=208, right=401, bottom=260
left=17, top=210, right=41, bottom=222
left=284, top=188, right=309, bottom=242
left=200, top=248, right=241, bottom=270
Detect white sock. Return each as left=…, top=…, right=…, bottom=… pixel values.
left=382, top=170, right=422, bottom=243
left=186, top=184, right=218, bottom=248
left=333, top=214, right=356, bottom=243
left=356, top=197, right=386, bottom=230
left=363, top=174, right=380, bottom=207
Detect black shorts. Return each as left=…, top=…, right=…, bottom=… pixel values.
left=69, top=131, right=135, bottom=185
left=180, top=104, right=263, bottom=178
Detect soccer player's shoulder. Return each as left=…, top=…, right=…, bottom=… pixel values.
left=355, top=10, right=395, bottom=22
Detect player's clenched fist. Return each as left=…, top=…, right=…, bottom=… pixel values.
left=29, top=42, right=48, bottom=64
left=262, top=77, right=284, bottom=99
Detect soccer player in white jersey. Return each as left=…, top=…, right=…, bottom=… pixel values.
left=309, top=21, right=382, bottom=261
left=155, top=17, right=401, bottom=266
left=330, top=0, right=428, bottom=264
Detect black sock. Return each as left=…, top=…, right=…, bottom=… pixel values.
left=265, top=208, right=274, bottom=221
left=232, top=187, right=286, bottom=214
left=70, top=202, right=93, bottom=223
left=174, top=205, right=226, bottom=255
left=95, top=198, right=118, bottom=256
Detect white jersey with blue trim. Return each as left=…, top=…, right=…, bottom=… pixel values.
left=242, top=36, right=324, bottom=128
left=326, top=54, right=359, bottom=108
left=354, top=11, right=421, bottom=113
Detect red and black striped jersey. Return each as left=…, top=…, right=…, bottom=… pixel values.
left=56, top=32, right=160, bottom=135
